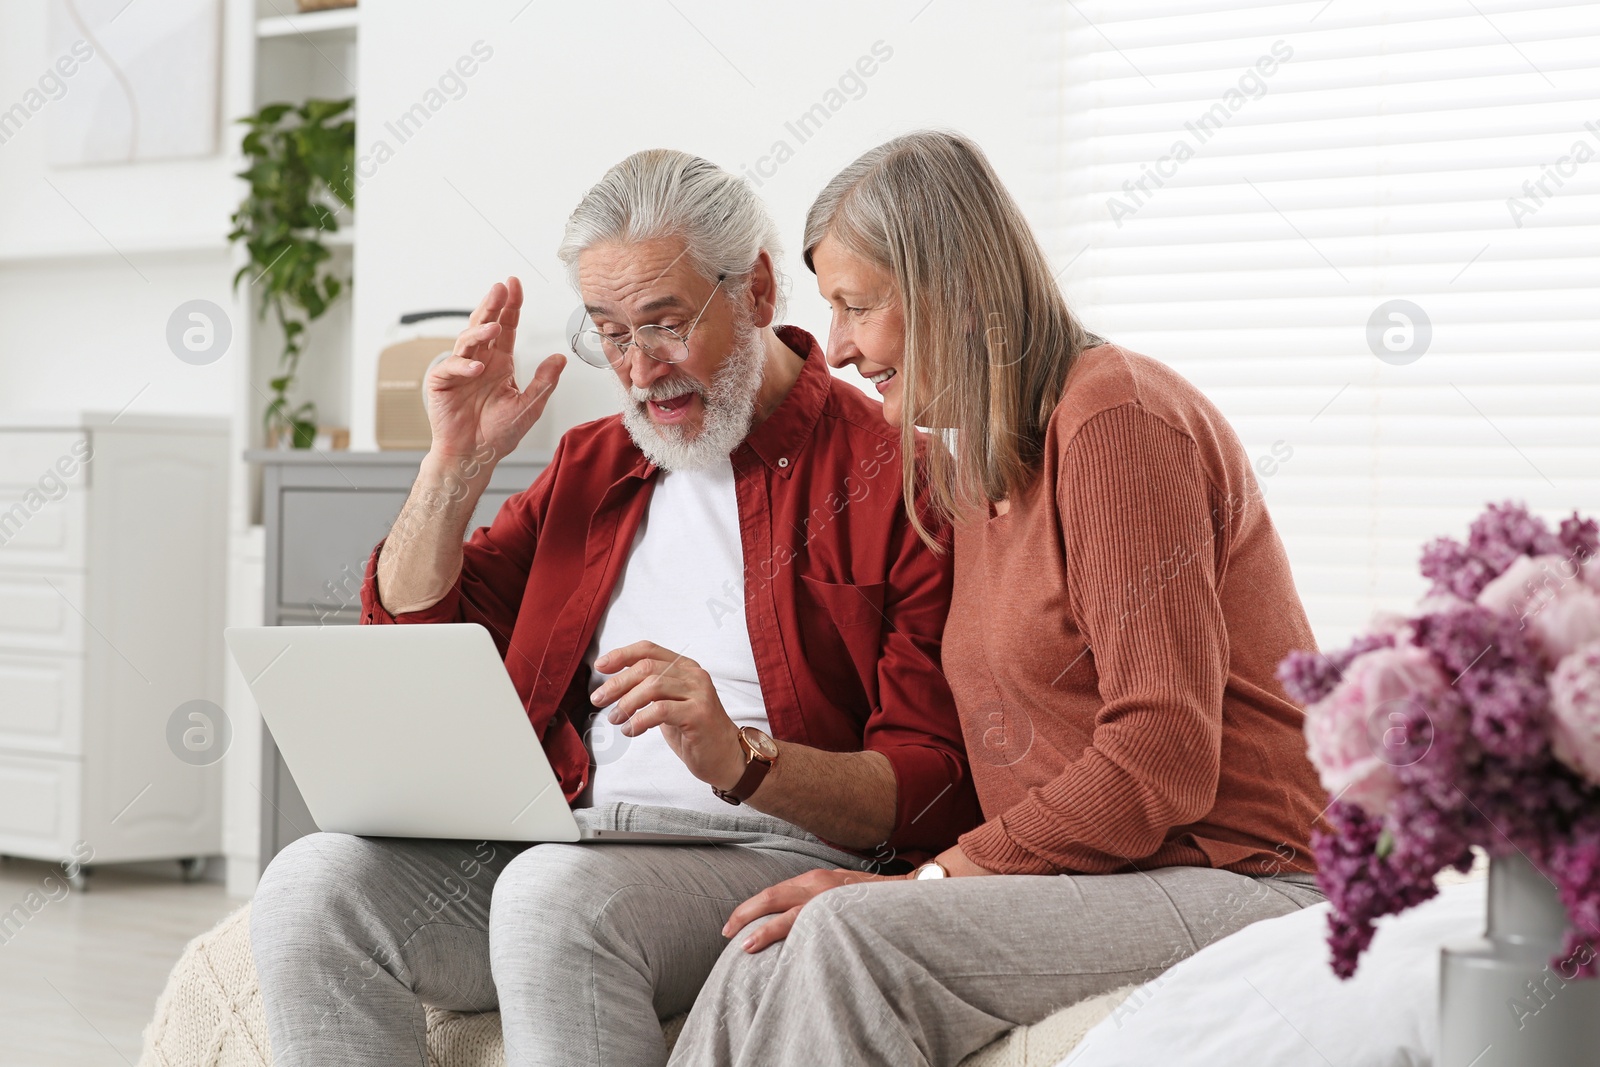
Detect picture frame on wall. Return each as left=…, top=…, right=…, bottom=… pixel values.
left=47, top=0, right=221, bottom=166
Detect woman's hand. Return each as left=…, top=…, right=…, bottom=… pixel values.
left=722, top=868, right=899, bottom=953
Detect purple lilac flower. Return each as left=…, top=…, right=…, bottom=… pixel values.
left=1420, top=536, right=1499, bottom=602
left=1312, top=802, right=1441, bottom=979
left=1419, top=501, right=1563, bottom=600
left=1410, top=605, right=1549, bottom=766
left=1559, top=513, right=1600, bottom=568
left=1469, top=501, right=1564, bottom=567
left=1390, top=686, right=1471, bottom=813
left=1547, top=813, right=1600, bottom=978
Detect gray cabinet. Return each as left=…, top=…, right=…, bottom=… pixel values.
left=246, top=448, right=550, bottom=873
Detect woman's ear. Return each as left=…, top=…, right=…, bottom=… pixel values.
left=746, top=249, right=780, bottom=329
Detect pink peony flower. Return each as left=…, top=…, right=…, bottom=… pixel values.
left=1304, top=645, right=1451, bottom=816
left=1478, top=553, right=1600, bottom=664
left=1480, top=554, right=1571, bottom=615
left=1550, top=641, right=1600, bottom=786
left=1539, top=593, right=1600, bottom=662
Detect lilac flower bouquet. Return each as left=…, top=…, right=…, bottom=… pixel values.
left=1278, top=502, right=1600, bottom=979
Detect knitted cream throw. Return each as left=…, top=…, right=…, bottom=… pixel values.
left=136, top=902, right=1133, bottom=1067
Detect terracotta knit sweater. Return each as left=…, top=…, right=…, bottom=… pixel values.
left=947, top=344, right=1324, bottom=877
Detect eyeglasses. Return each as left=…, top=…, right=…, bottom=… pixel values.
left=570, top=274, right=726, bottom=369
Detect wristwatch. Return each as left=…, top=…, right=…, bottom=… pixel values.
left=712, top=726, right=779, bottom=805
left=911, top=860, right=950, bottom=880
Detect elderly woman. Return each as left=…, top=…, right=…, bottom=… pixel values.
left=667, top=130, right=1330, bottom=1067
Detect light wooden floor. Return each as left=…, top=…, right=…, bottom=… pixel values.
left=0, top=857, right=240, bottom=1067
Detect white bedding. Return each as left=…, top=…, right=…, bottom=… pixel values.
left=1062, top=879, right=1488, bottom=1066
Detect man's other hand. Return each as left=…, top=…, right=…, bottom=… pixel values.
left=591, top=641, right=748, bottom=791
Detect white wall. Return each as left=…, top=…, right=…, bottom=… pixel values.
left=0, top=0, right=251, bottom=421
left=350, top=0, right=1067, bottom=451
left=0, top=2, right=241, bottom=257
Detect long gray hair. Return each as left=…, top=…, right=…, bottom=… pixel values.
left=804, top=130, right=1099, bottom=548
left=559, top=148, right=786, bottom=317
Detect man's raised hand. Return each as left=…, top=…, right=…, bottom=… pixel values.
left=424, top=276, right=565, bottom=464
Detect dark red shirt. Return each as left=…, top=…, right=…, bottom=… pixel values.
left=359, top=326, right=979, bottom=861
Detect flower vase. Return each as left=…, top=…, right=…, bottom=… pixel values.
left=1439, top=853, right=1600, bottom=1065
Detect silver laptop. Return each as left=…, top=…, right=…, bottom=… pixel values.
left=224, top=623, right=722, bottom=845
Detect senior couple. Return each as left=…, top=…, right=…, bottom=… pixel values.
left=251, top=132, right=1328, bottom=1067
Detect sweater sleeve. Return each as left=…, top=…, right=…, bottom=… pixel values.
left=958, top=404, right=1229, bottom=875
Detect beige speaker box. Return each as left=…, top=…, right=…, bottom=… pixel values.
left=375, top=336, right=454, bottom=450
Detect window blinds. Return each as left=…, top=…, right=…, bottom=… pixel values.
left=1051, top=0, right=1600, bottom=646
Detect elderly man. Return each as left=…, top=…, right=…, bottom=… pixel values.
left=248, top=149, right=979, bottom=1067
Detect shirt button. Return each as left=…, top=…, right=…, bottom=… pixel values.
left=777, top=457, right=789, bottom=468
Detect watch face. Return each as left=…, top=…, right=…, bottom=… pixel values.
left=744, top=727, right=779, bottom=761
left=914, top=862, right=948, bottom=880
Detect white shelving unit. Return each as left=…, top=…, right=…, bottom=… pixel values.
left=256, top=7, right=359, bottom=41
left=238, top=0, right=359, bottom=498
left=223, top=1, right=361, bottom=896
left=0, top=235, right=230, bottom=264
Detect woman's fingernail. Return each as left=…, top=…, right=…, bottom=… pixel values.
left=590, top=688, right=604, bottom=705
left=742, top=939, right=756, bottom=951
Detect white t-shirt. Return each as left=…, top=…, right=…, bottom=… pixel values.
left=582, top=458, right=771, bottom=813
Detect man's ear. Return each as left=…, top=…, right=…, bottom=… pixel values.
left=746, top=249, right=779, bottom=330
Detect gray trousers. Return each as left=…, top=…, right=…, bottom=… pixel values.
left=669, top=865, right=1326, bottom=1067
left=249, top=803, right=872, bottom=1067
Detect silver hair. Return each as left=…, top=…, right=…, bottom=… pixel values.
left=558, top=148, right=786, bottom=317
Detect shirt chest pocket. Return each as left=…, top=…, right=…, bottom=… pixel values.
left=797, top=576, right=887, bottom=711
left=800, top=575, right=887, bottom=629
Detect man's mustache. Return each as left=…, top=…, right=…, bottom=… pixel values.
left=627, top=377, right=706, bottom=404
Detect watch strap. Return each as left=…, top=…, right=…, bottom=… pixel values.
left=728, top=751, right=772, bottom=802
left=713, top=728, right=775, bottom=805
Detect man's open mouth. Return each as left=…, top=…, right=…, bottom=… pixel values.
left=642, top=387, right=702, bottom=424
left=652, top=392, right=695, bottom=415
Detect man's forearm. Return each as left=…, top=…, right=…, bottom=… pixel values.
left=744, top=745, right=897, bottom=851
left=375, top=449, right=496, bottom=615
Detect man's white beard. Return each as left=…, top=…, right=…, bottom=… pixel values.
left=615, top=319, right=767, bottom=472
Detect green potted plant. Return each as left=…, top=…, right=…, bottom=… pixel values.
left=228, top=98, right=355, bottom=449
